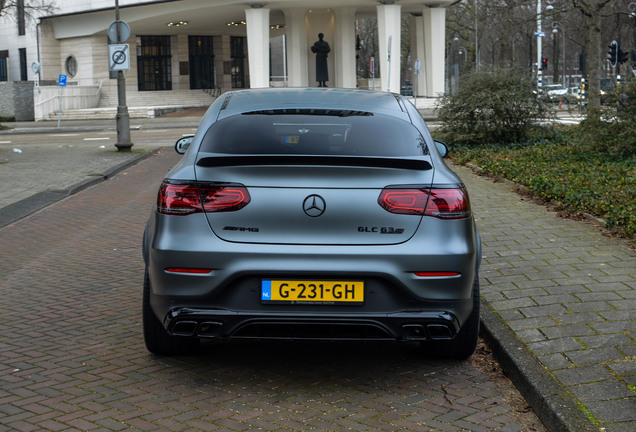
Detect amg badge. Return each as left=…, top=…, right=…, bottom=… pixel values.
left=223, top=226, right=259, bottom=232
left=358, top=226, right=405, bottom=234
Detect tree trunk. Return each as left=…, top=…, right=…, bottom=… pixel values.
left=585, top=10, right=602, bottom=110
left=571, top=0, right=612, bottom=112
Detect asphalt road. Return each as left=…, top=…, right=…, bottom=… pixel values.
left=0, top=128, right=197, bottom=210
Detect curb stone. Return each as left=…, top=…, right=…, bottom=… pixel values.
left=0, top=148, right=161, bottom=229
left=480, top=303, right=599, bottom=432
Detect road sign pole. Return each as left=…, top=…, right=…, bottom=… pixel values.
left=57, top=85, right=63, bottom=128
left=114, top=0, right=132, bottom=152
left=57, top=74, right=67, bottom=128
left=414, top=59, right=421, bottom=107
left=371, top=57, right=375, bottom=91
left=387, top=36, right=392, bottom=93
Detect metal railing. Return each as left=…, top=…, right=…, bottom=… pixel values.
left=34, top=80, right=102, bottom=120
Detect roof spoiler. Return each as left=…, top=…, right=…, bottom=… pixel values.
left=196, top=155, right=432, bottom=170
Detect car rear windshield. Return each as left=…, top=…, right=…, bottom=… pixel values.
left=198, top=112, right=428, bottom=157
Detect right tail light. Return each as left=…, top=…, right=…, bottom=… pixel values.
left=378, top=187, right=470, bottom=219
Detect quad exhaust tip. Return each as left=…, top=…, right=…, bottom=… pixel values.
left=171, top=321, right=223, bottom=338
left=401, top=324, right=454, bottom=341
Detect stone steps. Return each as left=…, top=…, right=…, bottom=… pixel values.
left=46, top=89, right=216, bottom=120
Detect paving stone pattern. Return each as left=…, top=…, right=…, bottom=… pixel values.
left=0, top=151, right=546, bottom=431
left=452, top=164, right=636, bottom=432
left=0, top=137, right=175, bottom=210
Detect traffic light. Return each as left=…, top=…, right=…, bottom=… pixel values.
left=541, top=57, right=548, bottom=70
left=608, top=41, right=617, bottom=65
left=619, top=48, right=629, bottom=64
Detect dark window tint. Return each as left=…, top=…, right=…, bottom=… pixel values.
left=199, top=114, right=427, bottom=156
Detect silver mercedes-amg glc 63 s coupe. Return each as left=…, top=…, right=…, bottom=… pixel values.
left=142, top=88, right=481, bottom=359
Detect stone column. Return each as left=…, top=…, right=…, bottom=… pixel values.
left=333, top=7, right=357, bottom=89
left=245, top=6, right=270, bottom=88
left=283, top=8, right=309, bottom=87
left=423, top=6, right=446, bottom=97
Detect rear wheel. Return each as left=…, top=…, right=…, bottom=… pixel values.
left=421, top=274, right=480, bottom=360
left=142, top=270, right=199, bottom=355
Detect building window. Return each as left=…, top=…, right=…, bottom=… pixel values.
left=0, top=51, right=8, bottom=81
left=19, top=48, right=27, bottom=81
left=65, top=55, right=78, bottom=78
left=17, top=0, right=26, bottom=36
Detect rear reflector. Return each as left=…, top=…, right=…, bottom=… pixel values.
left=414, top=272, right=461, bottom=277
left=378, top=187, right=470, bottom=219
left=165, top=268, right=213, bottom=274
left=157, top=181, right=250, bottom=215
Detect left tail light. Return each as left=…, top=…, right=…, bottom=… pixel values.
left=157, top=181, right=251, bottom=215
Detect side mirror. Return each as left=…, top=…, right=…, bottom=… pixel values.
left=175, top=136, right=194, bottom=154
left=434, top=140, right=449, bottom=158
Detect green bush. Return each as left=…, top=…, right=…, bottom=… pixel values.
left=571, top=79, right=636, bottom=158
left=436, top=69, right=552, bottom=146
left=450, top=136, right=635, bottom=238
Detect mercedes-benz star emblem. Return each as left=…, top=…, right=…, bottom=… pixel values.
left=303, top=195, right=326, bottom=217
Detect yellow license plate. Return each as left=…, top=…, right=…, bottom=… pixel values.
left=261, top=280, right=364, bottom=304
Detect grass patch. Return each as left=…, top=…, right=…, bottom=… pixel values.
left=445, top=131, right=635, bottom=240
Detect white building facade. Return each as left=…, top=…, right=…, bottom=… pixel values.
left=0, top=0, right=454, bottom=105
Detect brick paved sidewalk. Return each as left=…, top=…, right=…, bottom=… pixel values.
left=451, top=164, right=636, bottom=432
left=0, top=151, right=547, bottom=431
left=0, top=117, right=633, bottom=431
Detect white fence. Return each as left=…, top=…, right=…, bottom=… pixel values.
left=34, top=81, right=102, bottom=120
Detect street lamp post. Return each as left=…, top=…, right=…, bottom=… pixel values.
left=114, top=0, right=132, bottom=152
left=552, top=22, right=566, bottom=87
left=458, top=47, right=468, bottom=63
left=537, top=0, right=542, bottom=90
left=474, top=0, right=479, bottom=71
left=536, top=0, right=553, bottom=90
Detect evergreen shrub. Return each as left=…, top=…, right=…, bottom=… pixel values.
left=436, top=69, right=552, bottom=146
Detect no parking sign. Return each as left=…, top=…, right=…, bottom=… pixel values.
left=109, top=44, right=130, bottom=71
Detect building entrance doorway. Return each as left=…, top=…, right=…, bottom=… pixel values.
left=136, top=35, right=172, bottom=91
left=231, top=36, right=245, bottom=88
left=189, top=36, right=215, bottom=90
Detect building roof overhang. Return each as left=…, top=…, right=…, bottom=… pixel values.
left=40, top=0, right=457, bottom=40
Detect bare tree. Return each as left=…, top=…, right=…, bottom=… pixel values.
left=569, top=0, right=614, bottom=110
left=0, top=0, right=56, bottom=20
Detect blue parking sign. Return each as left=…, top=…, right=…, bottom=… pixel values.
left=58, top=74, right=67, bottom=87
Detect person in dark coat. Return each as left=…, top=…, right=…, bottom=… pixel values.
left=311, top=33, right=330, bottom=87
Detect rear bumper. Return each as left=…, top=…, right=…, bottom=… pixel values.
left=165, top=307, right=462, bottom=342
left=143, top=211, right=481, bottom=339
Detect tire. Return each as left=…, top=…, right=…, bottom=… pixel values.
left=421, top=273, right=480, bottom=360
left=142, top=270, right=199, bottom=355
